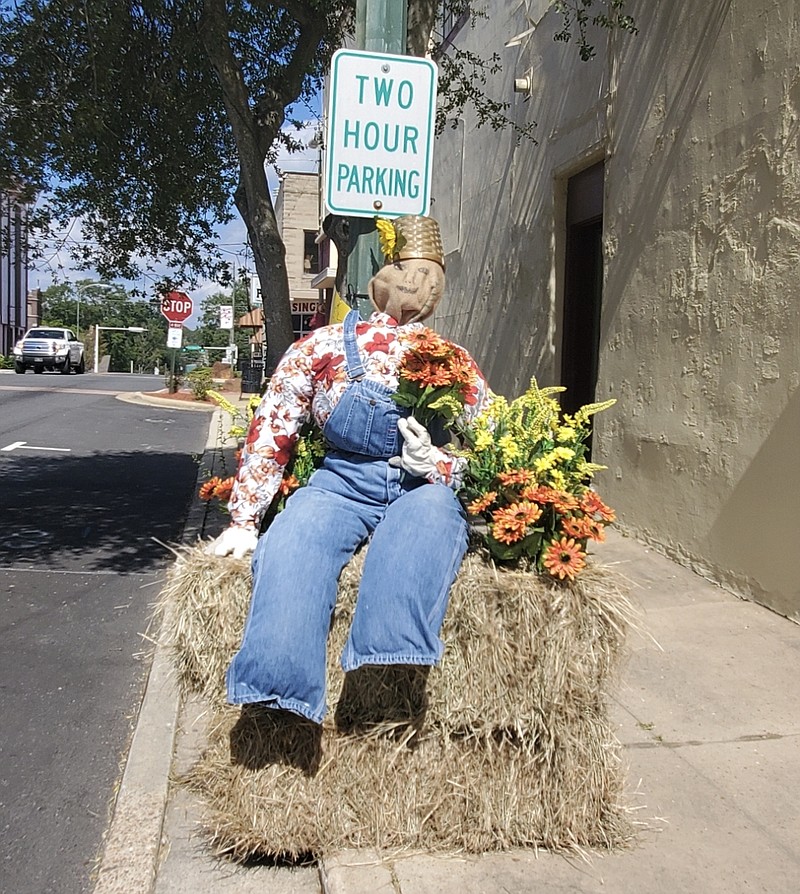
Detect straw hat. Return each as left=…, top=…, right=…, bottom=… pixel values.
left=376, top=216, right=445, bottom=270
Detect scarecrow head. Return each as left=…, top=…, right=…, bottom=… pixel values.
left=367, top=215, right=446, bottom=325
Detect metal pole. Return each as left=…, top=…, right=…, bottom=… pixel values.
left=348, top=0, right=409, bottom=315
left=94, top=326, right=100, bottom=374
left=170, top=348, right=177, bottom=392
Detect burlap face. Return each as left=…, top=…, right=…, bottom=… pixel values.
left=367, top=258, right=445, bottom=324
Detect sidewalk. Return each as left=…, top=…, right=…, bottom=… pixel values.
left=94, top=403, right=800, bottom=894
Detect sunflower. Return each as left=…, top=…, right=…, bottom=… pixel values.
left=542, top=537, right=587, bottom=581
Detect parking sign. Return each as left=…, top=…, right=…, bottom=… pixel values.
left=325, top=49, right=438, bottom=218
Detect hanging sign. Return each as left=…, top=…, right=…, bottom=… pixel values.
left=325, top=49, right=438, bottom=218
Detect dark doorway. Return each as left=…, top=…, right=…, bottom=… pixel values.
left=560, top=161, right=604, bottom=420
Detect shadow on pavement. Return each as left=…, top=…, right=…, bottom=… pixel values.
left=0, top=448, right=215, bottom=573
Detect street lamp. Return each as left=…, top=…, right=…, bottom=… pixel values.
left=94, top=326, right=148, bottom=374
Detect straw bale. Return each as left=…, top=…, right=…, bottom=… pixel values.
left=161, top=543, right=637, bottom=858
left=159, top=546, right=637, bottom=737
left=183, top=702, right=633, bottom=860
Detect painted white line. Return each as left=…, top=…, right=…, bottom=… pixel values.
left=1, top=441, right=71, bottom=453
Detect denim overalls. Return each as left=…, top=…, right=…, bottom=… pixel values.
left=226, top=311, right=469, bottom=724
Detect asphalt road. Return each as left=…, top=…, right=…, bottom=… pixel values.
left=0, top=371, right=210, bottom=894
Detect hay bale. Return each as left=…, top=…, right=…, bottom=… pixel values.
left=160, top=544, right=637, bottom=857
left=159, top=547, right=637, bottom=736
left=184, top=702, right=633, bottom=860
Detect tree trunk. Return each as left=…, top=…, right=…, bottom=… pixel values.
left=198, top=0, right=296, bottom=374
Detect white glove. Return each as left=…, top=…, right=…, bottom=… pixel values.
left=209, top=526, right=259, bottom=559
left=389, top=417, right=439, bottom=479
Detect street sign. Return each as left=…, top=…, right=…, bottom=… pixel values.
left=166, top=321, right=183, bottom=349
left=219, top=305, right=234, bottom=329
left=160, top=290, right=193, bottom=323
left=325, top=49, right=438, bottom=218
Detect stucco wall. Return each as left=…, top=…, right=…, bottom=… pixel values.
left=275, top=172, right=320, bottom=304
left=430, top=0, right=800, bottom=619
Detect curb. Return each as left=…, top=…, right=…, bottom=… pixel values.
left=115, top=390, right=218, bottom=412
left=92, top=409, right=228, bottom=893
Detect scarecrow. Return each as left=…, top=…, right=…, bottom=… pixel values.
left=211, top=215, right=493, bottom=725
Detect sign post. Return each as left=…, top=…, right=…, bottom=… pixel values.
left=160, top=291, right=193, bottom=392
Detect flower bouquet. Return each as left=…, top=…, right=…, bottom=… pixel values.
left=391, top=328, right=478, bottom=429
left=457, top=379, right=616, bottom=580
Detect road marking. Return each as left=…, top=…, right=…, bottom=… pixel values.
left=1, top=441, right=71, bottom=452
left=0, top=385, right=126, bottom=395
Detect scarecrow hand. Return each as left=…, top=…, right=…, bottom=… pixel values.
left=390, top=417, right=438, bottom=478
left=210, top=526, right=259, bottom=559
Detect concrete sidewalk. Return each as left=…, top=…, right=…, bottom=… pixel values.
left=94, top=401, right=800, bottom=893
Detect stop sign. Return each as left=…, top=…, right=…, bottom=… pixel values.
left=160, top=290, right=193, bottom=323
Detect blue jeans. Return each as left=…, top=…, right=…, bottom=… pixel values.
left=226, top=452, right=468, bottom=724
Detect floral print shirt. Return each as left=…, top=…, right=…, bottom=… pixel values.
left=229, top=311, right=492, bottom=530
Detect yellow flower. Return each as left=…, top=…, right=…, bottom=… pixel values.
left=474, top=429, right=494, bottom=452
left=549, top=469, right=567, bottom=490
left=428, top=393, right=463, bottom=418
left=574, top=398, right=617, bottom=424
left=498, top=434, right=520, bottom=464
left=534, top=454, right=555, bottom=473
left=375, top=217, right=398, bottom=260
left=556, top=425, right=576, bottom=443
left=551, top=446, right=576, bottom=462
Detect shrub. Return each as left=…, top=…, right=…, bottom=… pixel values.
left=186, top=366, right=214, bottom=400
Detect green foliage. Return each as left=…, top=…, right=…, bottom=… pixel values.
left=0, top=354, right=13, bottom=369
left=186, top=367, right=214, bottom=400
left=0, top=0, right=354, bottom=287
left=553, top=0, right=638, bottom=61
left=190, top=278, right=252, bottom=361
left=39, top=278, right=170, bottom=373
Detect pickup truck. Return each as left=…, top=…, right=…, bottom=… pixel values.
left=13, top=327, right=86, bottom=374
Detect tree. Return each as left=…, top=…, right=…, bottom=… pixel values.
left=40, top=280, right=170, bottom=372
left=191, top=278, right=252, bottom=364
left=1, top=2, right=635, bottom=372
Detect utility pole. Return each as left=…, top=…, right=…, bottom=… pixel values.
left=347, top=0, right=409, bottom=317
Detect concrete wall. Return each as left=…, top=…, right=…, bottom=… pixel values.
left=429, top=0, right=800, bottom=619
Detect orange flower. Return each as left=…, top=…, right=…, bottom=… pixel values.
left=498, top=469, right=534, bottom=487
left=467, top=491, right=497, bottom=514
left=407, top=328, right=451, bottom=358
left=543, top=537, right=587, bottom=581
left=581, top=490, right=616, bottom=522
left=584, top=519, right=606, bottom=542
left=551, top=490, right=579, bottom=513
left=491, top=501, right=543, bottom=544
left=199, top=477, right=222, bottom=501
left=278, top=474, right=300, bottom=496
left=213, top=477, right=235, bottom=502
left=560, top=516, right=588, bottom=539
left=522, top=484, right=558, bottom=504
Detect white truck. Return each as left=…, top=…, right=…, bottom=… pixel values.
left=13, top=327, right=86, bottom=375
